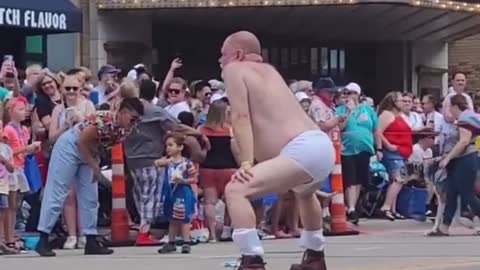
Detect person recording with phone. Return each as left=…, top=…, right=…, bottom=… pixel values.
left=0, top=56, right=21, bottom=102
left=335, top=82, right=379, bottom=225
left=91, top=65, right=121, bottom=106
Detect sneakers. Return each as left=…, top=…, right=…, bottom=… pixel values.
left=63, top=236, right=78, bottom=250
left=290, top=249, right=327, bottom=270
left=136, top=232, right=160, bottom=246
left=35, top=232, right=56, bottom=257
left=237, top=255, right=266, bottom=270
left=347, top=210, right=359, bottom=225
left=77, top=236, right=86, bottom=249
left=158, top=242, right=177, bottom=254
left=220, top=226, right=233, bottom=242
left=459, top=212, right=475, bottom=229
left=84, top=235, right=114, bottom=255
left=257, top=229, right=275, bottom=240
left=181, top=244, right=191, bottom=254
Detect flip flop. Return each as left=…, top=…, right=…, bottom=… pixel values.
left=426, top=229, right=449, bottom=237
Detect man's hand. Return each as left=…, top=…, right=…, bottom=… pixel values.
left=93, top=167, right=110, bottom=183
left=232, top=166, right=254, bottom=184
left=439, top=157, right=450, bottom=169
left=170, top=58, right=183, bottom=70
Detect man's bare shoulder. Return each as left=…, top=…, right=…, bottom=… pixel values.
left=223, top=61, right=274, bottom=74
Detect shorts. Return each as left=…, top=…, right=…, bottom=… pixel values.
left=280, top=130, right=335, bottom=195
left=199, top=168, right=236, bottom=196
left=341, top=152, right=371, bottom=187
left=0, top=193, right=8, bottom=208
left=381, top=149, right=407, bottom=182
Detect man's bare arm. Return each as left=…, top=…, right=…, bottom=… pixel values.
left=224, top=64, right=255, bottom=166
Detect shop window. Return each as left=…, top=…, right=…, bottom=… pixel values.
left=261, top=48, right=269, bottom=63
left=310, top=48, right=318, bottom=75
left=320, top=47, right=328, bottom=76
left=339, top=49, right=346, bottom=75
left=290, top=48, right=299, bottom=65
left=270, top=47, right=279, bottom=67
left=300, top=48, right=308, bottom=64
left=281, top=48, right=289, bottom=69
left=329, top=49, right=338, bottom=75
left=26, top=36, right=43, bottom=54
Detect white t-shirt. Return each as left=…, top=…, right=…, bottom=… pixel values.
left=404, top=112, right=424, bottom=130
left=409, top=143, right=433, bottom=163
left=165, top=101, right=191, bottom=119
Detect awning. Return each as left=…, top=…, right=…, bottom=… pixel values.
left=0, top=0, right=82, bottom=34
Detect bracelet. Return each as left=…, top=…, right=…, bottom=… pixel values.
left=241, top=161, right=252, bottom=169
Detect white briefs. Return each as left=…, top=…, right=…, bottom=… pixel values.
left=280, top=130, right=335, bottom=195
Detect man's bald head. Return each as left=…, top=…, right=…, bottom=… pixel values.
left=220, top=31, right=263, bottom=67
left=225, top=31, right=261, bottom=55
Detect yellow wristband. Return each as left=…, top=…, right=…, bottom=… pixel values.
left=241, top=161, right=252, bottom=169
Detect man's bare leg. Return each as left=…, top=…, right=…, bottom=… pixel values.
left=290, top=193, right=327, bottom=270
left=225, top=156, right=326, bottom=269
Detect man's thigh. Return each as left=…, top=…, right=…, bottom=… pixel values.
left=232, top=155, right=312, bottom=200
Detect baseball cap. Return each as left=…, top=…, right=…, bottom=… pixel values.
left=295, top=91, right=311, bottom=103
left=344, top=82, right=361, bottom=94
left=210, top=92, right=229, bottom=104
left=97, top=64, right=120, bottom=79
left=313, top=77, right=337, bottom=93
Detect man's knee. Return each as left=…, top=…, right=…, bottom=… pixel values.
left=225, top=181, right=248, bottom=199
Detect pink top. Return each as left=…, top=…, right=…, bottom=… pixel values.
left=4, top=123, right=30, bottom=168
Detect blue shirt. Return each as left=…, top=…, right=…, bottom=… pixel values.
left=336, top=104, right=378, bottom=156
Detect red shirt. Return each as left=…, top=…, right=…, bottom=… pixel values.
left=384, top=116, right=413, bottom=159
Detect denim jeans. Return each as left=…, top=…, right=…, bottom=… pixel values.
left=442, top=152, right=480, bottom=226
left=37, top=128, right=98, bottom=235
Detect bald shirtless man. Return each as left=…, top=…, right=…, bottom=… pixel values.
left=221, top=31, right=335, bottom=270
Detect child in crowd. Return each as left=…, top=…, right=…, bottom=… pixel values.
left=3, top=97, right=40, bottom=251
left=0, top=120, right=16, bottom=254
left=156, top=133, right=197, bottom=254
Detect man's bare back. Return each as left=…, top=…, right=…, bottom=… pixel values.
left=224, top=61, right=318, bottom=161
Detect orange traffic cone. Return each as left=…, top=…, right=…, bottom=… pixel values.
left=110, top=144, right=135, bottom=246
left=327, top=130, right=359, bottom=236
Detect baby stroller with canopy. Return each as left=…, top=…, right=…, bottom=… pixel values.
left=360, top=159, right=389, bottom=217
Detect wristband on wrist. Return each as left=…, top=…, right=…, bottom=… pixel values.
left=241, top=161, right=252, bottom=168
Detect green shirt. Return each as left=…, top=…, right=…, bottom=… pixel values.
left=336, top=104, right=378, bottom=156
left=0, top=87, right=11, bottom=102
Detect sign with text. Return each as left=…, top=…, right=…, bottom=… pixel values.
left=0, top=7, right=67, bottom=31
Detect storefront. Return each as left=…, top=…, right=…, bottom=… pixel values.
left=93, top=0, right=480, bottom=99
left=0, top=0, right=82, bottom=69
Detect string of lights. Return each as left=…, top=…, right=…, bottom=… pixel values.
left=95, top=0, right=480, bottom=13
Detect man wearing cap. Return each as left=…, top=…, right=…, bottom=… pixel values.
left=91, top=64, right=121, bottom=106
left=308, top=77, right=346, bottom=138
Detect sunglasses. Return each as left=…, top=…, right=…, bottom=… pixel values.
left=168, top=89, right=181, bottom=95
left=204, top=92, right=212, bottom=97
left=342, top=91, right=357, bottom=96
left=64, top=86, right=79, bottom=92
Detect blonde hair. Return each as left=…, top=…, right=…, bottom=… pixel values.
left=120, top=80, right=139, bottom=98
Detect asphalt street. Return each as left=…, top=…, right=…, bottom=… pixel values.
left=2, top=220, right=480, bottom=270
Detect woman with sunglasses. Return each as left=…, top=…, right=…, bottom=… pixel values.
left=336, top=83, right=379, bottom=225
left=35, top=96, right=144, bottom=257
left=48, top=75, right=96, bottom=250
left=164, top=77, right=191, bottom=118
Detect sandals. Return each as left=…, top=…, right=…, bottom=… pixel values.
left=381, top=210, right=396, bottom=221
left=426, top=229, right=449, bottom=237
left=392, top=212, right=406, bottom=220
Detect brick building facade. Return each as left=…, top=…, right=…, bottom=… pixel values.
left=449, top=34, right=480, bottom=93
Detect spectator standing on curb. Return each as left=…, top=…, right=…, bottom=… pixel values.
left=336, top=83, right=378, bottom=224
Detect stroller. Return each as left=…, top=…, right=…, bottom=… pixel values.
left=360, top=159, right=389, bottom=217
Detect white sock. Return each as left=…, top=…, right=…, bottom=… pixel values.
left=299, top=229, right=325, bottom=251
left=348, top=207, right=355, bottom=213
left=323, top=208, right=330, bottom=217
left=232, top=228, right=265, bottom=256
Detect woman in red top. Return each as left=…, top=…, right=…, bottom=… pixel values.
left=376, top=92, right=413, bottom=221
